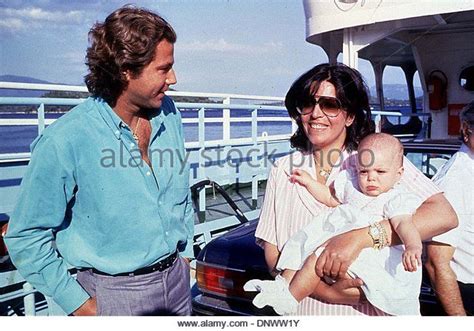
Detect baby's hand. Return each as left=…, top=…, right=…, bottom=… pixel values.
left=289, top=169, right=314, bottom=187
left=402, top=245, right=422, bottom=272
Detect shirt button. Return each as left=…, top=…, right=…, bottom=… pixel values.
left=158, top=200, right=163, bottom=205
left=130, top=143, right=135, bottom=148
left=146, top=171, right=151, bottom=176
left=165, top=231, right=169, bottom=236
left=115, top=130, right=120, bottom=135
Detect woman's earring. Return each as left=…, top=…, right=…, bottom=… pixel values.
left=463, top=127, right=470, bottom=142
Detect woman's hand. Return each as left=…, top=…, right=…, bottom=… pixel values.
left=315, top=228, right=370, bottom=279
left=329, top=275, right=365, bottom=305
left=310, top=274, right=365, bottom=305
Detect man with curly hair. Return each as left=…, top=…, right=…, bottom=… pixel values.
left=5, top=6, right=194, bottom=316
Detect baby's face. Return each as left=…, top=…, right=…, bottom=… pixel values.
left=357, top=146, right=403, bottom=197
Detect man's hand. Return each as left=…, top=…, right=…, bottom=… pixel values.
left=182, top=257, right=192, bottom=266
left=73, top=297, right=97, bottom=316
left=315, top=228, right=367, bottom=279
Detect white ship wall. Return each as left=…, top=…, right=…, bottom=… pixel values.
left=413, top=30, right=474, bottom=139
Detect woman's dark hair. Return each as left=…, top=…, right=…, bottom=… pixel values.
left=285, top=63, right=374, bottom=152
left=85, top=5, right=177, bottom=106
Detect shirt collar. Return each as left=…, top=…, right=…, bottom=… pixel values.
left=94, top=97, right=125, bottom=140
left=93, top=97, right=165, bottom=140
left=460, top=143, right=474, bottom=160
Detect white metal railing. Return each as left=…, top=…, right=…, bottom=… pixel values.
left=1, top=82, right=431, bottom=135
left=0, top=82, right=434, bottom=156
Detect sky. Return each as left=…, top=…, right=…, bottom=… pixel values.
left=0, top=0, right=410, bottom=97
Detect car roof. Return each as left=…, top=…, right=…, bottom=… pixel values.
left=401, top=138, right=461, bottom=152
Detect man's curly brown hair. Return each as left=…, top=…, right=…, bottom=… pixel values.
left=84, top=5, right=176, bottom=106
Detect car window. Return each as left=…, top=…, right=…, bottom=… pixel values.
left=405, top=152, right=452, bottom=178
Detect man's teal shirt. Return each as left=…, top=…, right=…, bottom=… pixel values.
left=5, top=96, right=194, bottom=314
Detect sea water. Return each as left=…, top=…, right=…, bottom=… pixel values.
left=0, top=109, right=293, bottom=153
left=0, top=106, right=412, bottom=154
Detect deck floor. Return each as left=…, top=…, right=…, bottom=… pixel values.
left=192, top=181, right=267, bottom=223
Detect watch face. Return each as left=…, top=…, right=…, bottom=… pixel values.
left=369, top=226, right=380, bottom=237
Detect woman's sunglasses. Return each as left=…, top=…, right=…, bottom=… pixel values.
left=296, top=96, right=343, bottom=118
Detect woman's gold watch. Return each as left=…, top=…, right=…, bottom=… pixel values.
left=368, top=222, right=388, bottom=250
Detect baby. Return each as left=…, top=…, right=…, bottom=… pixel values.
left=245, top=133, right=423, bottom=315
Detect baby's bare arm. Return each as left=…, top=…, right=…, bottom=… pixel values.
left=390, top=215, right=422, bottom=249
left=290, top=169, right=340, bottom=207
left=391, top=215, right=422, bottom=271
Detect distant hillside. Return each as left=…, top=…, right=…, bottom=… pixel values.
left=0, top=75, right=217, bottom=111
left=0, top=74, right=53, bottom=84
left=0, top=75, right=54, bottom=97
left=369, top=84, right=423, bottom=101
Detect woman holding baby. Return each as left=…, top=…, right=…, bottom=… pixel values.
left=252, top=63, right=458, bottom=315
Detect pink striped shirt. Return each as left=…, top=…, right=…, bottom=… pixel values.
left=255, top=150, right=441, bottom=316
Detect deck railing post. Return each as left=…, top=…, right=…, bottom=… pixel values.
left=223, top=97, right=232, bottom=187
left=38, top=103, right=45, bottom=135
left=198, top=107, right=206, bottom=222
left=23, top=282, right=36, bottom=316
left=223, top=97, right=231, bottom=141
left=251, top=108, right=258, bottom=209
left=374, top=114, right=382, bottom=133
